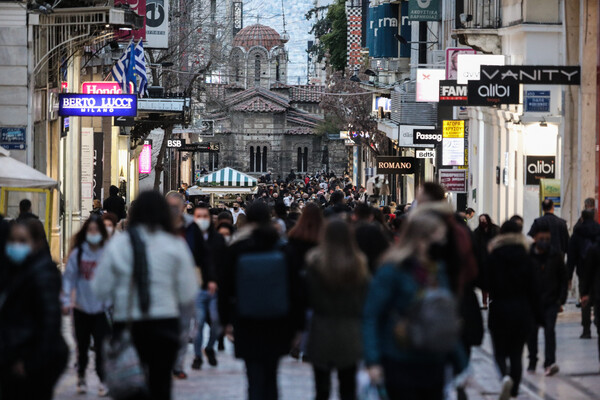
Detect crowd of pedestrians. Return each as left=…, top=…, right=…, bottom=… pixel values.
left=0, top=174, right=599, bottom=400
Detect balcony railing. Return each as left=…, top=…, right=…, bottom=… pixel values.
left=456, top=0, right=501, bottom=29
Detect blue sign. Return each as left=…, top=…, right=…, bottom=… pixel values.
left=1, top=127, right=26, bottom=150
left=59, top=94, right=137, bottom=117
left=368, top=3, right=400, bottom=58
left=525, top=90, right=551, bottom=112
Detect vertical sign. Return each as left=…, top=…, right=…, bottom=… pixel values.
left=81, top=128, right=94, bottom=216
left=233, top=1, right=243, bottom=36
left=146, top=0, right=169, bottom=48
left=442, top=120, right=465, bottom=166
left=139, top=139, right=152, bottom=174
left=93, top=132, right=104, bottom=201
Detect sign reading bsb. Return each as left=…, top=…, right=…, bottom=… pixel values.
left=59, top=94, right=137, bottom=117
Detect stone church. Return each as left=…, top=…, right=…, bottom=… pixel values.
left=201, top=24, right=347, bottom=179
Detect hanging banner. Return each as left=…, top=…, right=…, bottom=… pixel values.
left=408, top=0, right=441, bottom=21
left=439, top=80, right=468, bottom=106
left=139, top=139, right=152, bottom=174
left=146, top=0, right=169, bottom=49
left=467, top=81, right=520, bottom=106
left=368, top=3, right=399, bottom=58
left=400, top=1, right=411, bottom=58
left=480, top=65, right=581, bottom=85
left=59, top=94, right=137, bottom=117
left=456, top=54, right=505, bottom=84
left=416, top=69, right=446, bottom=102
left=376, top=156, right=416, bottom=174
left=526, top=156, right=556, bottom=185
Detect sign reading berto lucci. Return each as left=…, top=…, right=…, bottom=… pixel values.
left=59, top=94, right=137, bottom=117
left=376, top=156, right=416, bottom=175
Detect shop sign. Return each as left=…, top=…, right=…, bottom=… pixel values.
left=413, top=129, right=442, bottom=145
left=376, top=156, right=415, bottom=174
left=408, top=0, right=441, bottom=21
left=440, top=170, right=467, bottom=193
left=467, top=81, right=520, bottom=106
left=399, top=125, right=436, bottom=148
left=114, top=0, right=146, bottom=40
left=446, top=48, right=477, bottom=80
left=82, top=82, right=123, bottom=95
left=524, top=91, right=551, bottom=112
left=59, top=94, right=137, bottom=117
left=442, top=120, right=464, bottom=138
left=0, top=127, right=26, bottom=150
left=146, top=0, right=169, bottom=49
left=539, top=178, right=561, bottom=209
left=442, top=121, right=464, bottom=166
left=416, top=69, right=446, bottom=102
left=416, top=149, right=436, bottom=159
left=166, top=139, right=186, bottom=148
left=439, top=80, right=468, bottom=105
left=526, top=155, right=555, bottom=185
left=139, top=139, right=152, bottom=174
left=456, top=54, right=505, bottom=84
left=81, top=128, right=94, bottom=216
left=480, top=66, right=581, bottom=85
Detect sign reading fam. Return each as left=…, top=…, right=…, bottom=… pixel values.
left=59, top=94, right=137, bottom=117
left=376, top=156, right=415, bottom=174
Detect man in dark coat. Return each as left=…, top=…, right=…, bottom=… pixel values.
left=351, top=203, right=390, bottom=273
left=581, top=244, right=600, bottom=364
left=323, top=191, right=350, bottom=217
left=567, top=209, right=600, bottom=338
left=15, top=199, right=39, bottom=222
left=527, top=223, right=568, bottom=376
left=528, top=199, right=569, bottom=256
left=102, top=185, right=126, bottom=220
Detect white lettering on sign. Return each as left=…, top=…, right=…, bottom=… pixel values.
left=415, top=131, right=442, bottom=142
left=478, top=84, right=511, bottom=97
left=61, top=96, right=135, bottom=112
left=441, top=85, right=467, bottom=97
left=527, top=160, right=555, bottom=174
left=416, top=150, right=436, bottom=159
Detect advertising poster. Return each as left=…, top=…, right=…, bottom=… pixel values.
left=81, top=128, right=94, bottom=216
left=442, top=120, right=465, bottom=166
left=440, top=170, right=467, bottom=193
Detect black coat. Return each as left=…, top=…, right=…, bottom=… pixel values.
left=528, top=213, right=569, bottom=255
left=185, top=224, right=225, bottom=290
left=530, top=246, right=568, bottom=307
left=486, top=234, right=541, bottom=339
left=354, top=222, right=391, bottom=274
left=567, top=219, right=600, bottom=281
left=103, top=194, right=126, bottom=220
left=582, top=245, right=600, bottom=304
left=0, top=251, right=68, bottom=375
left=472, top=224, right=500, bottom=271
left=218, top=225, right=305, bottom=360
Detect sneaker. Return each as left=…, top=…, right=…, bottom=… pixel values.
left=173, top=370, right=188, bottom=380
left=580, top=331, right=592, bottom=339
left=545, top=364, right=559, bottom=376
left=98, top=383, right=108, bottom=397
left=205, top=347, right=218, bottom=367
left=76, top=378, right=87, bottom=394
left=498, top=376, right=513, bottom=400
left=191, top=356, right=203, bottom=370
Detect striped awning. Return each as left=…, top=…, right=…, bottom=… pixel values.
left=198, top=167, right=257, bottom=187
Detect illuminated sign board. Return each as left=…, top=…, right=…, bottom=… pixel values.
left=376, top=156, right=415, bottom=174
left=58, top=94, right=137, bottom=117
left=81, top=82, right=123, bottom=94
left=139, top=140, right=152, bottom=174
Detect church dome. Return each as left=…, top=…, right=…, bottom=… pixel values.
left=233, top=24, right=283, bottom=51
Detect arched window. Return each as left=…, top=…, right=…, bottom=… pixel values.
left=262, top=146, right=267, bottom=172
left=254, top=55, right=261, bottom=84
left=297, top=147, right=309, bottom=172
left=255, top=146, right=262, bottom=172
left=249, top=146, right=255, bottom=172
left=234, top=55, right=241, bottom=82
left=275, top=56, right=281, bottom=82
left=297, top=147, right=302, bottom=172
left=209, top=152, right=218, bottom=171
left=303, top=146, right=308, bottom=172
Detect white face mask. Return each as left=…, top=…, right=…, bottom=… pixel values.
left=105, top=226, right=114, bottom=236
left=195, top=218, right=211, bottom=232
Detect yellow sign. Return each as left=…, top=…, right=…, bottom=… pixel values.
left=443, top=120, right=465, bottom=138
left=539, top=178, right=561, bottom=214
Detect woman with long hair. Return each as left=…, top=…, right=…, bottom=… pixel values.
left=91, top=191, right=197, bottom=400
left=62, top=214, right=110, bottom=396
left=287, top=202, right=324, bottom=268
left=305, top=219, right=369, bottom=400
left=0, top=219, right=69, bottom=399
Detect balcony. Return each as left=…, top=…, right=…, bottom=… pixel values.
left=453, top=0, right=502, bottom=54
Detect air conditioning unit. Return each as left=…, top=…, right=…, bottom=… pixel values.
left=428, top=50, right=445, bottom=66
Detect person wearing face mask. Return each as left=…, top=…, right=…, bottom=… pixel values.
left=0, top=219, right=69, bottom=400
left=217, top=223, right=234, bottom=245
left=61, top=214, right=110, bottom=396
left=527, top=223, right=568, bottom=377
left=230, top=202, right=245, bottom=225
left=101, top=212, right=119, bottom=238
left=188, top=203, right=226, bottom=371
left=473, top=214, right=500, bottom=309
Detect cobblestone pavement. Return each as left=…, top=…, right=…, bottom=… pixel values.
left=54, top=303, right=599, bottom=400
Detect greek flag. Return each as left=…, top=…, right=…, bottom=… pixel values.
left=111, top=40, right=131, bottom=92
left=134, top=40, right=148, bottom=97
left=125, top=41, right=137, bottom=94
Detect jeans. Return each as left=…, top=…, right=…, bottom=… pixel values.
left=527, top=304, right=559, bottom=368
left=313, top=365, right=357, bottom=400
left=174, top=303, right=194, bottom=371
left=491, top=333, right=526, bottom=398
left=73, top=309, right=110, bottom=381
left=194, top=289, right=220, bottom=357
left=244, top=357, right=280, bottom=400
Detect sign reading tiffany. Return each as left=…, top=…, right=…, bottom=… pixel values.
left=59, top=94, right=137, bottom=117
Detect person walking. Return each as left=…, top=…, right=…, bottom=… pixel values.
left=486, top=221, right=540, bottom=400
left=103, top=185, right=126, bottom=221
left=219, top=202, right=305, bottom=400
left=61, top=214, right=111, bottom=396
left=306, top=220, right=369, bottom=400
left=0, top=219, right=69, bottom=400
left=363, top=209, right=464, bottom=400
left=581, top=242, right=600, bottom=363
left=91, top=191, right=197, bottom=400
left=528, top=199, right=569, bottom=256
left=16, top=198, right=39, bottom=222
left=528, top=223, right=568, bottom=376
left=473, top=214, right=500, bottom=309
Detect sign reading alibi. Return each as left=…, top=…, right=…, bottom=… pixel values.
left=408, top=0, right=441, bottom=21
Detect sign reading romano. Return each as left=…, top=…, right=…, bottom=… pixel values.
left=467, top=81, right=520, bottom=106
left=376, top=156, right=415, bottom=175
left=59, top=94, right=137, bottom=117
left=413, top=129, right=442, bottom=145
left=480, top=66, right=581, bottom=85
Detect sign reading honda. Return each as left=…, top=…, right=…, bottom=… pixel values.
left=439, top=80, right=468, bottom=106
left=526, top=156, right=555, bottom=185
left=480, top=66, right=581, bottom=85
left=467, top=81, right=520, bottom=106
left=413, top=129, right=442, bottom=145
left=146, top=0, right=169, bottom=48
left=376, top=156, right=415, bottom=175
left=58, top=94, right=137, bottom=117
left=81, top=82, right=123, bottom=95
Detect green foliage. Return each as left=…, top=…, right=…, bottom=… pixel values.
left=315, top=114, right=345, bottom=137
left=306, top=0, right=347, bottom=72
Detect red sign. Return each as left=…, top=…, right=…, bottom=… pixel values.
left=61, top=82, right=68, bottom=92
left=139, top=142, right=152, bottom=174
left=440, top=170, right=467, bottom=193
left=114, top=0, right=146, bottom=41
left=81, top=82, right=123, bottom=95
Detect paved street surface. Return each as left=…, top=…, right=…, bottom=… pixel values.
left=55, top=303, right=599, bottom=400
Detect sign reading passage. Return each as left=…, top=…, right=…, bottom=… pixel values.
left=413, top=129, right=442, bottom=145
left=376, top=156, right=415, bottom=174
left=526, top=156, right=555, bottom=185
left=59, top=94, right=137, bottom=117
left=467, top=81, right=520, bottom=106
left=440, top=170, right=467, bottom=193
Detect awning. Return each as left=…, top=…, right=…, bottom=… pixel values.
left=197, top=167, right=257, bottom=187
left=0, top=151, right=57, bottom=189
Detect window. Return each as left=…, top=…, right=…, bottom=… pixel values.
left=262, top=146, right=267, bottom=172
left=209, top=152, right=218, bottom=171
left=275, top=56, right=280, bottom=82
left=250, top=145, right=267, bottom=172
left=254, top=55, right=261, bottom=84
left=297, top=146, right=308, bottom=172
left=250, top=146, right=255, bottom=172
left=234, top=55, right=241, bottom=82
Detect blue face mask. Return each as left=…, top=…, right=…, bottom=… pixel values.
left=86, top=233, right=103, bottom=245
left=6, top=243, right=32, bottom=264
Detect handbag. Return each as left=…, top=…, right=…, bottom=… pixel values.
left=103, top=227, right=149, bottom=399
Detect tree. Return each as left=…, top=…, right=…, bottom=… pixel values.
left=306, top=0, right=347, bottom=72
